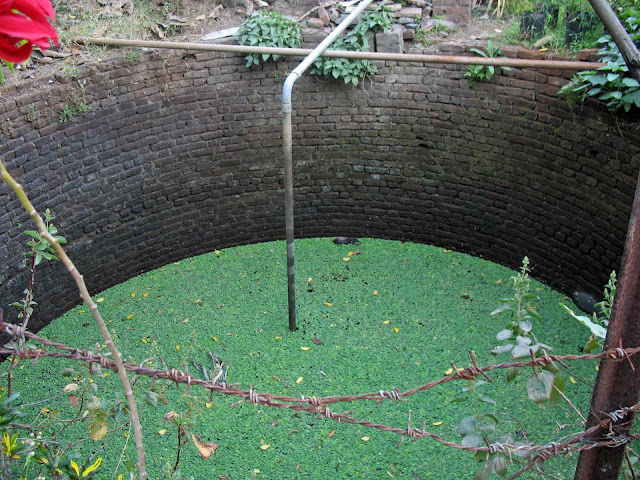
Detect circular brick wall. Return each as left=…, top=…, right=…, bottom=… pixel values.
left=1, top=49, right=639, bottom=331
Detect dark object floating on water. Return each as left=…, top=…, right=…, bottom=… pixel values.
left=333, top=236, right=359, bottom=245
left=572, top=291, right=606, bottom=318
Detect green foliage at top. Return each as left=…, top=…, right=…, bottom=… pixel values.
left=558, top=6, right=640, bottom=112
left=311, top=7, right=392, bottom=86
left=236, top=11, right=302, bottom=68
left=465, top=41, right=512, bottom=86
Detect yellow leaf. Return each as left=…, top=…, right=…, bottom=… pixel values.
left=205, top=402, right=212, bottom=409
left=361, top=436, right=370, bottom=441
left=274, top=336, right=282, bottom=340
left=103, top=372, right=110, bottom=378
left=348, top=251, right=354, bottom=256
left=191, top=433, right=218, bottom=459
left=443, top=249, right=453, bottom=253
left=118, top=475, right=123, bottom=480
left=96, top=298, right=105, bottom=303
left=343, top=257, right=351, bottom=262
left=539, top=47, right=548, bottom=52
left=82, top=457, right=102, bottom=478
left=324, top=302, right=333, bottom=307
left=214, top=250, right=221, bottom=255
left=373, top=290, right=378, bottom=296
left=211, top=336, right=218, bottom=342
left=78, top=310, right=86, bottom=314
left=393, top=327, right=399, bottom=333
left=296, top=376, right=303, bottom=384
left=182, top=318, right=190, bottom=324
left=70, top=460, right=80, bottom=478
left=141, top=338, right=148, bottom=344
left=143, top=292, right=149, bottom=297
left=158, top=429, right=167, bottom=435
left=259, top=443, right=271, bottom=450
left=131, top=293, right=135, bottom=298
left=126, top=314, right=134, bottom=320
left=328, top=430, right=335, bottom=438
left=382, top=320, right=390, bottom=325
left=445, top=368, right=454, bottom=375
left=176, top=345, right=181, bottom=351
left=307, top=277, right=312, bottom=283
left=253, top=469, right=260, bottom=474
left=496, top=279, right=503, bottom=284
left=570, top=376, right=577, bottom=384
left=432, top=421, right=443, bottom=426
left=301, top=347, right=310, bottom=351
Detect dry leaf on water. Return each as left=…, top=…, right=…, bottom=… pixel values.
left=191, top=433, right=218, bottom=459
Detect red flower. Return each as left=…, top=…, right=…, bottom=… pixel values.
left=0, top=0, right=58, bottom=63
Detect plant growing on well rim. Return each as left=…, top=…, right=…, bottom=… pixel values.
left=311, top=6, right=392, bottom=86
left=465, top=40, right=512, bottom=86
left=236, top=11, right=302, bottom=68
left=558, top=10, right=640, bottom=112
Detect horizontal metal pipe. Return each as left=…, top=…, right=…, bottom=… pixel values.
left=72, top=37, right=604, bottom=70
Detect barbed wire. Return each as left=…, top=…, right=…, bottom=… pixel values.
left=2, top=321, right=639, bottom=478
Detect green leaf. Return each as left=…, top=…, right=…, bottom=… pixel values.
left=479, top=395, right=497, bottom=406
left=450, top=396, right=469, bottom=403
left=474, top=464, right=491, bottom=480
left=622, top=77, right=640, bottom=87
left=88, top=408, right=109, bottom=441
left=462, top=433, right=484, bottom=447
left=496, top=329, right=513, bottom=341
left=549, top=374, right=566, bottom=406
left=562, top=304, right=607, bottom=338
left=491, top=305, right=512, bottom=315
left=526, top=370, right=555, bottom=403
left=491, top=344, right=513, bottom=355
left=492, top=455, right=508, bottom=477
left=456, top=416, right=476, bottom=436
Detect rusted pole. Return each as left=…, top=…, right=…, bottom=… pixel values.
left=574, top=172, right=640, bottom=480
left=71, top=37, right=603, bottom=70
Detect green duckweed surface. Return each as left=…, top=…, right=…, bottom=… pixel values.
left=11, top=238, right=597, bottom=479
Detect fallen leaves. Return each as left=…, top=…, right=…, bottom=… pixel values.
left=432, top=421, right=444, bottom=426
left=361, top=436, right=370, bottom=441
left=296, top=376, right=303, bottom=384
left=96, top=297, right=105, bottom=303
left=192, top=433, right=218, bottom=459
left=301, top=347, right=311, bottom=351
left=312, top=337, right=323, bottom=345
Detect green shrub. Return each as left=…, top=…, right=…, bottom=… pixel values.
left=310, top=7, right=392, bottom=86
left=558, top=13, right=640, bottom=112
left=236, top=11, right=302, bottom=68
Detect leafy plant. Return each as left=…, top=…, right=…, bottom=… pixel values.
left=236, top=11, right=302, bottom=68
left=311, top=6, right=392, bottom=86
left=465, top=40, right=512, bottom=86
left=491, top=257, right=565, bottom=404
left=558, top=11, right=640, bottom=112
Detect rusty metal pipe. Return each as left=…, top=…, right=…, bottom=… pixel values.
left=574, top=172, right=640, bottom=480
left=72, top=37, right=604, bottom=70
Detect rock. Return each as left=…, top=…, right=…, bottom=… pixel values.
left=384, top=3, right=403, bottom=11
left=317, top=6, right=331, bottom=26
left=396, top=7, right=422, bottom=18
left=375, top=25, right=404, bottom=53
left=533, top=35, right=554, bottom=48
left=420, top=18, right=456, bottom=31
left=408, top=0, right=428, bottom=6
left=572, top=291, right=600, bottom=315
left=201, top=26, right=240, bottom=41
left=333, top=236, right=359, bottom=245
left=328, top=7, right=339, bottom=21
left=405, top=23, right=419, bottom=29
left=397, top=17, right=416, bottom=24
left=305, top=17, right=325, bottom=28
